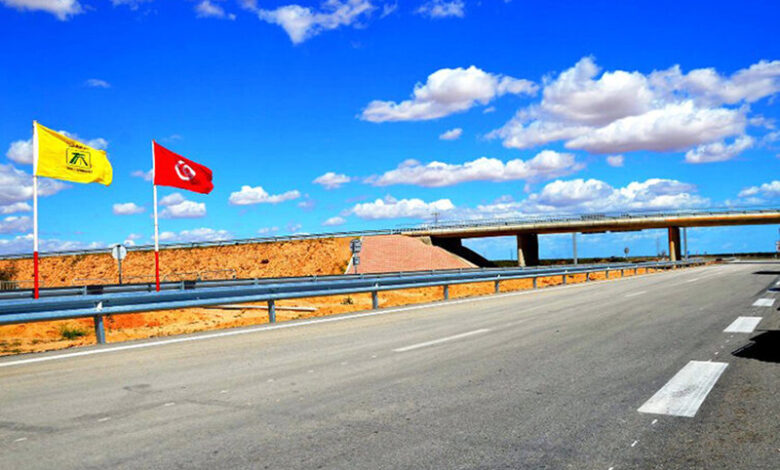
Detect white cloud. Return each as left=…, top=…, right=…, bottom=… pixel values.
left=0, top=163, right=68, bottom=206
left=0, top=215, right=32, bottom=234
left=112, top=202, right=145, bottom=215
left=415, top=0, right=464, bottom=18
left=361, top=66, right=537, bottom=122
left=490, top=57, right=777, bottom=160
left=85, top=78, right=110, bottom=88
left=195, top=0, right=235, bottom=19
left=684, top=135, right=754, bottom=163
left=0, top=202, right=31, bottom=214
left=6, top=139, right=32, bottom=164
left=159, top=192, right=185, bottom=206
left=464, top=178, right=709, bottom=219
left=257, top=226, right=279, bottom=235
left=564, top=101, right=746, bottom=154
left=368, top=150, right=582, bottom=187
left=111, top=0, right=152, bottom=9
left=6, top=130, right=108, bottom=165
left=298, top=198, right=316, bottom=210
left=0, top=234, right=103, bottom=255
left=439, top=128, right=463, bottom=140
left=606, top=155, right=624, bottom=167
left=124, top=233, right=143, bottom=246
left=313, top=172, right=351, bottom=189
left=350, top=195, right=455, bottom=220
left=380, top=1, right=396, bottom=17
left=738, top=180, right=780, bottom=199
left=541, top=57, right=655, bottom=126
left=158, top=193, right=206, bottom=219
left=323, top=216, right=346, bottom=226
left=1, top=0, right=82, bottom=20
left=229, top=186, right=301, bottom=205
left=158, top=227, right=231, bottom=243
left=248, top=0, right=375, bottom=44
left=160, top=200, right=206, bottom=219
left=131, top=169, right=154, bottom=182
left=523, top=178, right=708, bottom=213
left=649, top=60, right=780, bottom=106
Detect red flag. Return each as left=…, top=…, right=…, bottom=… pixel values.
left=153, top=142, right=214, bottom=194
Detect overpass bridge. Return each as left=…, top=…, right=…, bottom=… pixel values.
left=400, top=208, right=780, bottom=266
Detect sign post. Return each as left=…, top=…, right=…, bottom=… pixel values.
left=111, top=244, right=128, bottom=285
left=350, top=238, right=362, bottom=274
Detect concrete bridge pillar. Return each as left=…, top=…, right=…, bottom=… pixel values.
left=517, top=233, right=539, bottom=267
left=668, top=226, right=682, bottom=262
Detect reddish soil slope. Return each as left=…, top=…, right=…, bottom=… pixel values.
left=355, top=235, right=474, bottom=273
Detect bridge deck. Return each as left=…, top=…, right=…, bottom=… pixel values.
left=401, top=210, right=780, bottom=238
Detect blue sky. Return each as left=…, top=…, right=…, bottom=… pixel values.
left=0, top=0, right=779, bottom=259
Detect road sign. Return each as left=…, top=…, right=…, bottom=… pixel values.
left=353, top=256, right=360, bottom=266
left=111, top=244, right=127, bottom=261
left=350, top=238, right=362, bottom=253
left=111, top=244, right=127, bottom=285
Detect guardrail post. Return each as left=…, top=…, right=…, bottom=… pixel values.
left=532, top=277, right=537, bottom=289
left=562, top=272, right=567, bottom=285
left=585, top=272, right=590, bottom=282
left=620, top=268, right=624, bottom=277
left=268, top=300, right=276, bottom=323
left=494, top=280, right=500, bottom=294
left=371, top=290, right=379, bottom=310
left=443, top=285, right=449, bottom=300
left=605, top=268, right=610, bottom=279
left=93, top=315, right=106, bottom=344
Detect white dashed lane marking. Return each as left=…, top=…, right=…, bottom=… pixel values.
left=393, top=329, right=491, bottom=353
left=752, top=298, right=775, bottom=307
left=724, top=316, right=762, bottom=333
left=624, top=291, right=646, bottom=298
left=638, top=361, right=728, bottom=418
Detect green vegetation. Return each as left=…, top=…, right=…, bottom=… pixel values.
left=341, top=296, right=354, bottom=305
left=59, top=324, right=88, bottom=340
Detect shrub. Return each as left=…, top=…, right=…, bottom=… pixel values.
left=60, top=325, right=88, bottom=340
left=341, top=296, right=354, bottom=305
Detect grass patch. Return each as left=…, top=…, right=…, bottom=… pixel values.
left=59, top=324, right=88, bottom=340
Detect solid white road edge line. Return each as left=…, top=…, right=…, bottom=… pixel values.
left=723, top=316, right=763, bottom=334
left=393, top=329, right=491, bottom=353
left=0, top=264, right=708, bottom=369
left=638, top=361, right=728, bottom=418
left=752, top=298, right=775, bottom=307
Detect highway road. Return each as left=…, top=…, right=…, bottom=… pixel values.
left=1, top=262, right=778, bottom=469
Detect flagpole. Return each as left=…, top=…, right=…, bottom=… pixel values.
left=32, top=121, right=39, bottom=299
left=152, top=141, right=160, bottom=292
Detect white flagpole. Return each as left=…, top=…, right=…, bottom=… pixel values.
left=152, top=141, right=160, bottom=292
left=32, top=121, right=39, bottom=299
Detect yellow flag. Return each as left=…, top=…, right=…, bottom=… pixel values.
left=34, top=122, right=113, bottom=186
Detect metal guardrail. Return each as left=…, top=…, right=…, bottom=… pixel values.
left=0, top=207, right=776, bottom=260
left=0, top=261, right=668, bottom=301
left=0, top=259, right=704, bottom=345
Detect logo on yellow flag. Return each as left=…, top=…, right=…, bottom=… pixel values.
left=34, top=122, right=112, bottom=186
left=66, top=147, right=92, bottom=172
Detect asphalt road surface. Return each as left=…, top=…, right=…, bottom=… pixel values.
left=1, top=262, right=778, bottom=469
